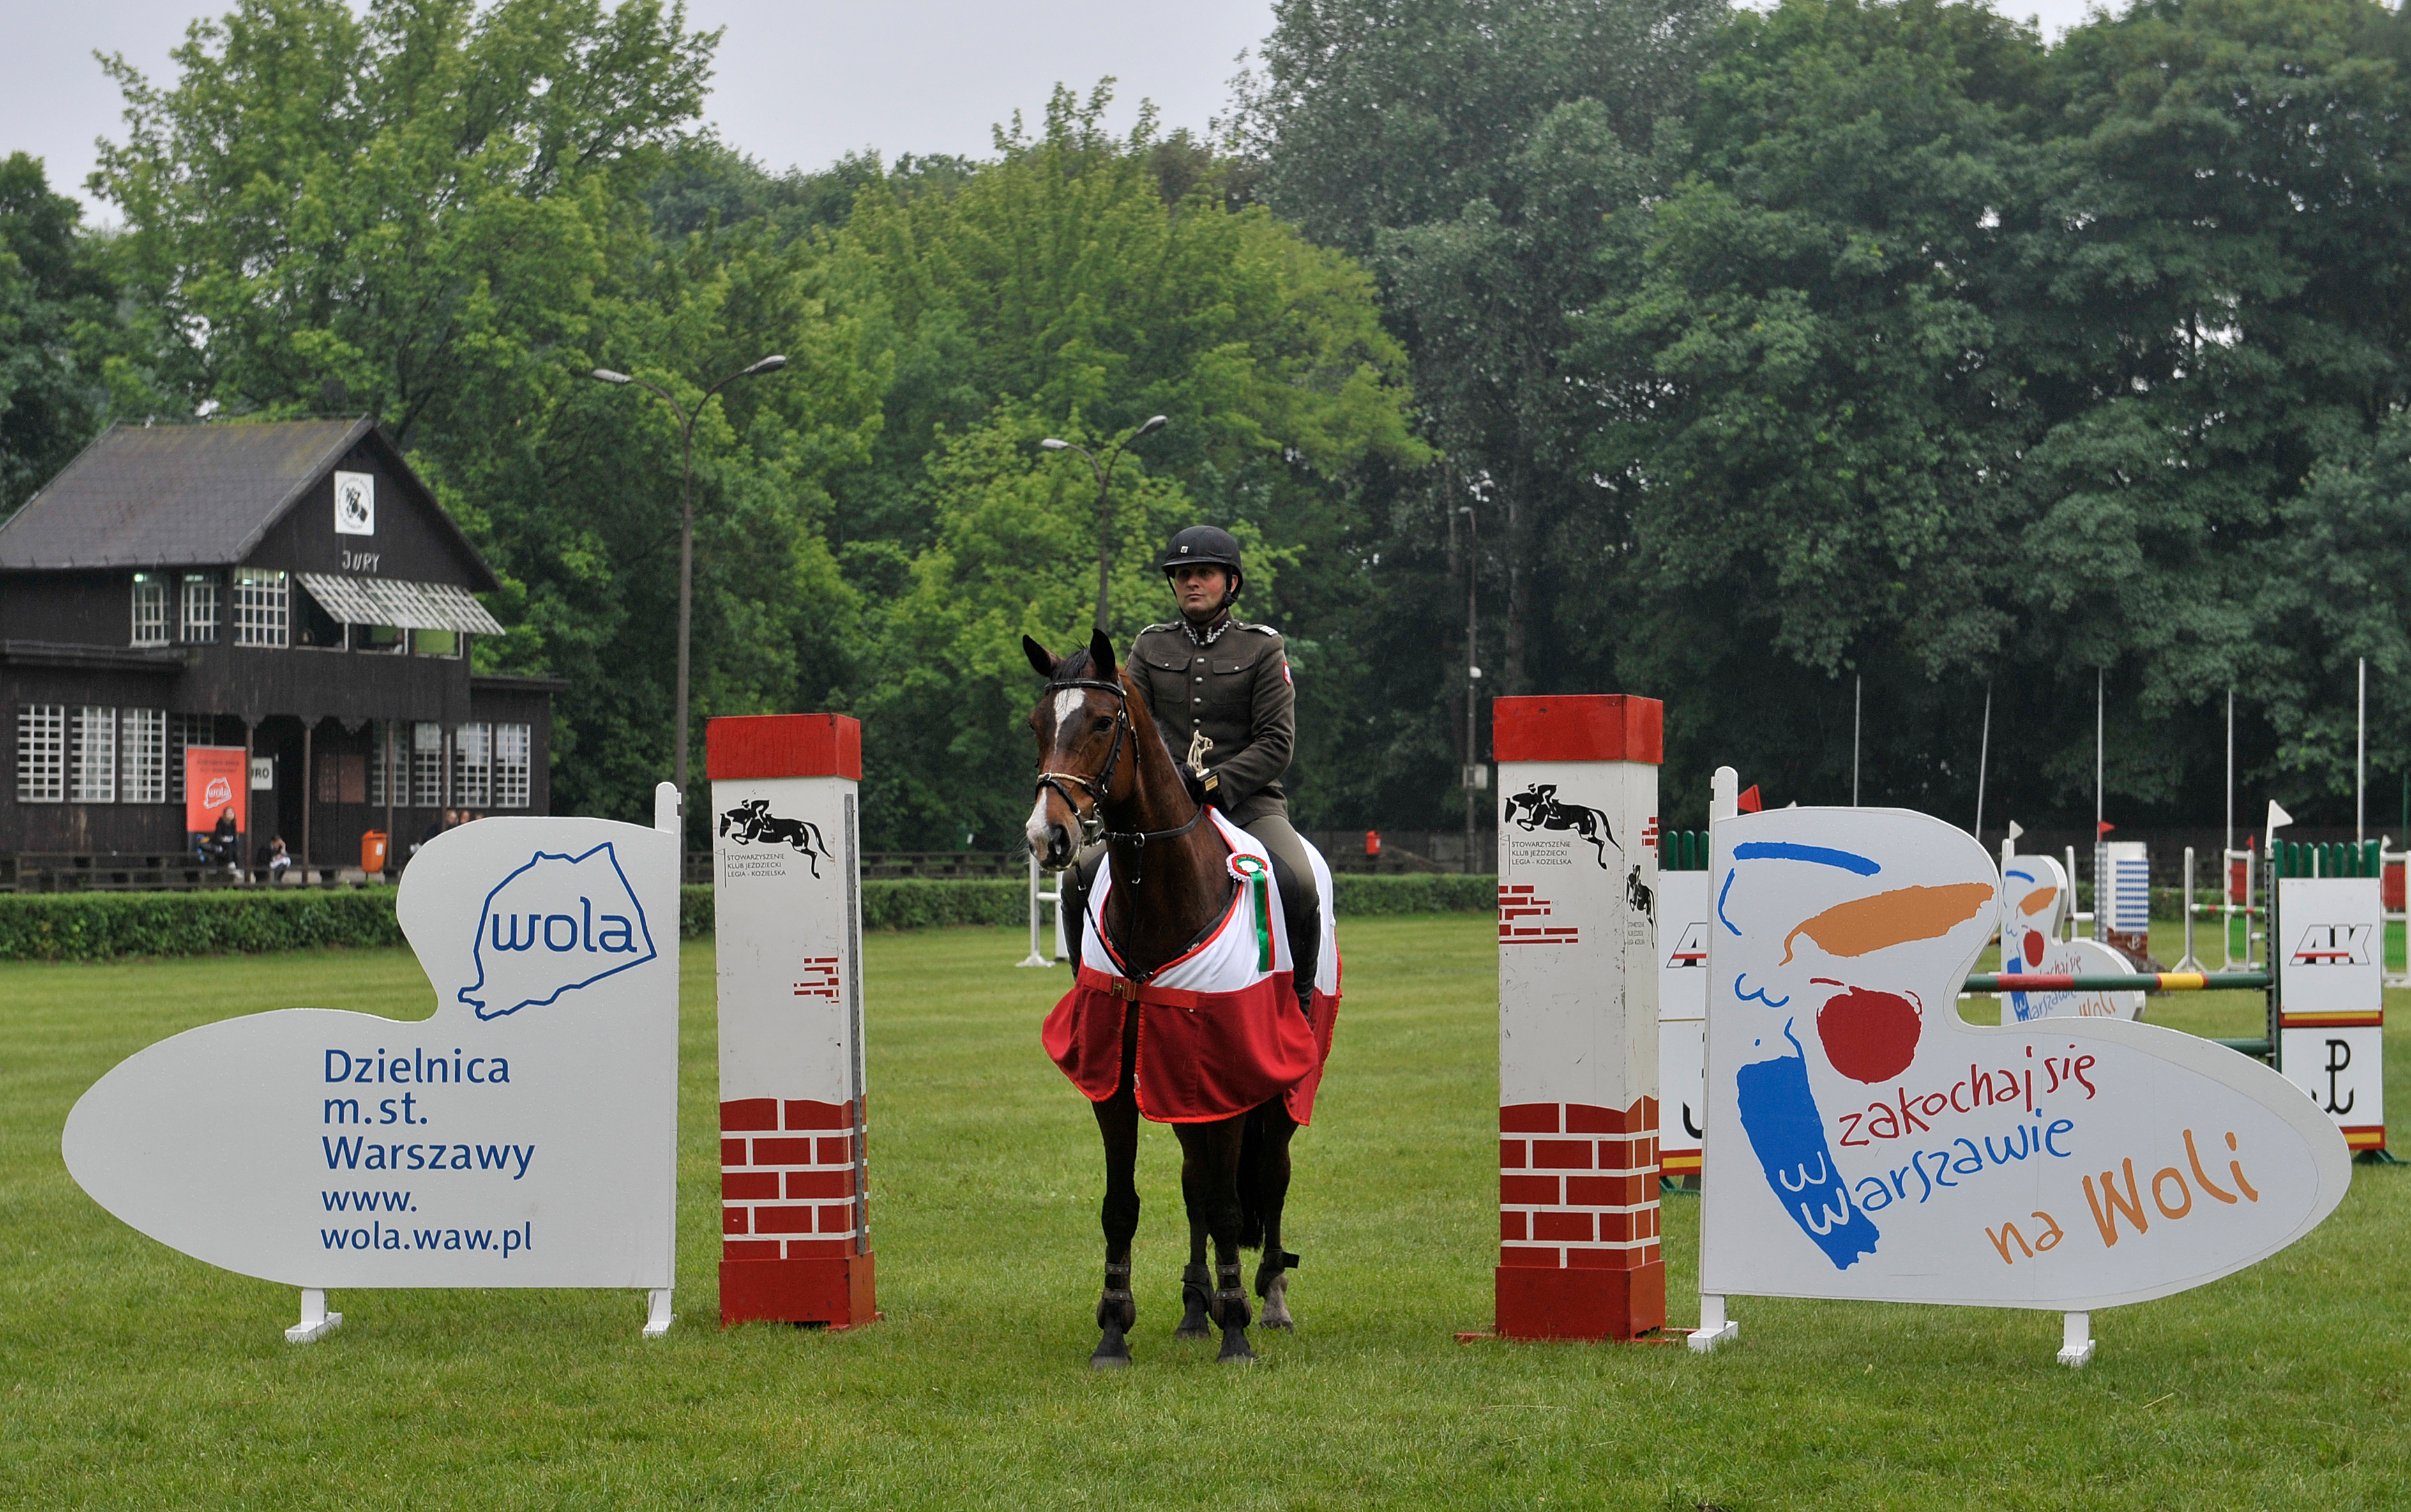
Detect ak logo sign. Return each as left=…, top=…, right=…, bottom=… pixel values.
left=460, top=844, right=658, bottom=1020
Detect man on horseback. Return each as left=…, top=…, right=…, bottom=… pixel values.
left=1112, top=525, right=1320, bottom=1013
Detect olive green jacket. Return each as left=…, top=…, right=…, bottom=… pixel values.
left=1126, top=617, right=1292, bottom=823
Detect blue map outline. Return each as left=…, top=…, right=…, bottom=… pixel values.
left=457, top=842, right=658, bottom=1020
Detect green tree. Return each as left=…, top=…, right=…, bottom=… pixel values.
left=0, top=155, right=127, bottom=516
left=815, top=87, right=1426, bottom=846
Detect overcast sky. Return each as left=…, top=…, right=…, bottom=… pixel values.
left=8, top=0, right=2107, bottom=224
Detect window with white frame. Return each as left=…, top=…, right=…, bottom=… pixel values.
left=167, top=713, right=215, bottom=804
left=452, top=722, right=491, bottom=806
left=73, top=706, right=117, bottom=803
left=231, top=568, right=289, bottom=646
left=495, top=723, right=531, bottom=808
left=17, top=705, right=66, bottom=803
left=119, top=709, right=167, bottom=804
left=181, top=573, right=220, bottom=644
left=411, top=721, right=445, bottom=806
left=131, top=575, right=169, bottom=646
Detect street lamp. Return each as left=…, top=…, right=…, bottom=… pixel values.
left=589, top=353, right=789, bottom=808
left=1459, top=504, right=1481, bottom=872
left=1041, top=414, right=1168, bottom=633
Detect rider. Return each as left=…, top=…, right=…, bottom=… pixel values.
left=1117, top=525, right=1320, bottom=1007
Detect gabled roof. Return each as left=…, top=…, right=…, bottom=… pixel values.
left=0, top=419, right=496, bottom=589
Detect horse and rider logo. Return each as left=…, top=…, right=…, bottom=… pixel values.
left=718, top=798, right=833, bottom=879
left=1502, top=783, right=1618, bottom=870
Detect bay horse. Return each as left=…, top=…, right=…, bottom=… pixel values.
left=1022, top=627, right=1332, bottom=1368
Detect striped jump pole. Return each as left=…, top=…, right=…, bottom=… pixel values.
left=1969, top=971, right=2270, bottom=993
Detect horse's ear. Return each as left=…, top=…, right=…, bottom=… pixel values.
left=1089, top=626, right=1117, bottom=677
left=1022, top=635, right=1058, bottom=680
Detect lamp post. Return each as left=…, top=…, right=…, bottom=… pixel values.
left=589, top=354, right=789, bottom=809
left=1041, top=415, right=1168, bottom=633
left=1460, top=504, right=1482, bottom=872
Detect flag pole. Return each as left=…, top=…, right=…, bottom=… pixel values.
left=1974, top=679, right=1992, bottom=840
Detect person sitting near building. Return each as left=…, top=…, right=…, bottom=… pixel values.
left=208, top=806, right=239, bottom=872
left=267, top=836, right=292, bottom=881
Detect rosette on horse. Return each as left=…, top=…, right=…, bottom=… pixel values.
left=1022, top=628, right=1340, bottom=1368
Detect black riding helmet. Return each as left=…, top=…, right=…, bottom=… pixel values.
left=1159, top=525, right=1244, bottom=603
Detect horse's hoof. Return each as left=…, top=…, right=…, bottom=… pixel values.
left=1257, top=1271, right=1292, bottom=1329
left=1216, top=1329, right=1257, bottom=1364
left=1174, top=1319, right=1213, bottom=1340
left=1091, top=1326, right=1131, bottom=1369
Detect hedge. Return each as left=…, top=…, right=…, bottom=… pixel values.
left=0, top=873, right=1502, bottom=963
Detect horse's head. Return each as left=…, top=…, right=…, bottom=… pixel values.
left=1021, top=626, right=1135, bottom=872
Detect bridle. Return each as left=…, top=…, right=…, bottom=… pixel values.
left=1034, top=677, right=1207, bottom=886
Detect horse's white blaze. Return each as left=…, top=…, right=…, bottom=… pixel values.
left=1052, top=688, right=1085, bottom=730
left=1025, top=790, right=1054, bottom=855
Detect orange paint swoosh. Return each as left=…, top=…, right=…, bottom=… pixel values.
left=2018, top=886, right=2059, bottom=918
left=1780, top=883, right=1995, bottom=964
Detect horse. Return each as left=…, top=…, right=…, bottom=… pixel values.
left=1502, top=782, right=1618, bottom=869
left=718, top=798, right=831, bottom=877
left=1022, top=626, right=1334, bottom=1368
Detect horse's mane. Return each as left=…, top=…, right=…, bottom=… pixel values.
left=1048, top=648, right=1100, bottom=687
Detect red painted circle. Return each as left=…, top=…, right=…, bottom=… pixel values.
left=2023, top=931, right=2045, bottom=966
left=1816, top=988, right=1922, bottom=1084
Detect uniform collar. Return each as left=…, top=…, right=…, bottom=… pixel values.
left=1180, top=610, right=1235, bottom=647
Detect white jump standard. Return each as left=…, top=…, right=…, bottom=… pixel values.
left=1492, top=694, right=1665, bottom=1341
left=709, top=713, right=878, bottom=1329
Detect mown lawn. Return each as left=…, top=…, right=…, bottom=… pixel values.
left=0, top=916, right=2403, bottom=1509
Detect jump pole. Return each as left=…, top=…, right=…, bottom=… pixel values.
left=707, top=714, right=878, bottom=1327
left=1490, top=694, right=1665, bottom=1341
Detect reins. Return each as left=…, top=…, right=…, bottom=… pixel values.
left=1034, top=676, right=1209, bottom=889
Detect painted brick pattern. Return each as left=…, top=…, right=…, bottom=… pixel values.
left=1498, top=884, right=1580, bottom=947
left=720, top=1096, right=865, bottom=1260
left=1498, top=1098, right=1659, bottom=1269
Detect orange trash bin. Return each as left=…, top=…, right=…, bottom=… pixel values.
left=361, top=830, right=389, bottom=875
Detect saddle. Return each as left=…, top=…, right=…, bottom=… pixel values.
left=1064, top=833, right=1321, bottom=1019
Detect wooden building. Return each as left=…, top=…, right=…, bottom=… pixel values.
left=1, top=419, right=561, bottom=880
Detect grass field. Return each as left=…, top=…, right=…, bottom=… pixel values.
left=1, top=917, right=2404, bottom=1509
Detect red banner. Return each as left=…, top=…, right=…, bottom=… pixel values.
left=183, top=746, right=248, bottom=833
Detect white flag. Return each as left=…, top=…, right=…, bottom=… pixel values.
left=2007, top=820, right=2024, bottom=843
left=2266, top=800, right=2294, bottom=843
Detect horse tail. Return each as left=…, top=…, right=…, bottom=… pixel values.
left=1236, top=1101, right=1272, bottom=1251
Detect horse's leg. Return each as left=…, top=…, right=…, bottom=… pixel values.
left=1089, top=1006, right=1141, bottom=1370
left=1177, top=1115, right=1255, bottom=1363
left=1176, top=1209, right=1213, bottom=1339
left=1248, top=1101, right=1301, bottom=1330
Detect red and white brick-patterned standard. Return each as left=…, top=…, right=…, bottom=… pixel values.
left=709, top=713, right=877, bottom=1328
left=1492, top=695, right=1666, bottom=1341
left=1499, top=1100, right=1661, bottom=1271
left=720, top=1097, right=865, bottom=1259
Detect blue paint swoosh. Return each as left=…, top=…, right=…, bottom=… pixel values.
left=1718, top=869, right=1741, bottom=936
left=1731, top=841, right=1880, bottom=875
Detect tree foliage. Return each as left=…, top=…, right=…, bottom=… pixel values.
left=18, top=0, right=2411, bottom=845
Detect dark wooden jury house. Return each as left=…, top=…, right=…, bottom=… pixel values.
left=1, top=420, right=561, bottom=879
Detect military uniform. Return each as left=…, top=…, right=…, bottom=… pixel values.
left=1124, top=613, right=1320, bottom=939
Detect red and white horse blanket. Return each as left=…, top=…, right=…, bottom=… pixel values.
left=1043, top=811, right=1340, bottom=1124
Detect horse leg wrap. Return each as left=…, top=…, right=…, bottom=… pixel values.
left=1214, top=1266, right=1257, bottom=1363
left=1213, top=1265, right=1253, bottom=1331
left=1175, top=1263, right=1213, bottom=1339
left=1097, top=1262, right=1135, bottom=1331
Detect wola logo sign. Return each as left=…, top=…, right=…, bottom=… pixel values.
left=202, top=776, right=234, bottom=810
left=2290, top=924, right=2373, bottom=967
left=460, top=843, right=657, bottom=1020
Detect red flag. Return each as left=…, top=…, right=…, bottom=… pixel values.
left=2097, top=821, right=2116, bottom=837
left=1737, top=784, right=1763, bottom=813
